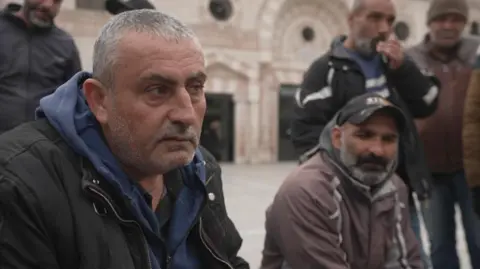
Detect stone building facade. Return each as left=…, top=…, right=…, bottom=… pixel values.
left=2, top=0, right=480, bottom=163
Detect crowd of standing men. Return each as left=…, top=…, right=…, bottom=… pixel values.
left=286, top=0, right=480, bottom=268
left=1, top=0, right=480, bottom=268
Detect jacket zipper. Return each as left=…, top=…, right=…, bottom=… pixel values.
left=86, top=185, right=153, bottom=269
left=26, top=32, right=32, bottom=122
left=367, top=202, right=372, bottom=269
left=199, top=218, right=233, bottom=269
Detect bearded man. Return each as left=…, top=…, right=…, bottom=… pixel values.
left=0, top=0, right=81, bottom=134
left=289, top=0, right=439, bottom=266
left=262, top=93, right=422, bottom=269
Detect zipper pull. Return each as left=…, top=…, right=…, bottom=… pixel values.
left=165, top=255, right=172, bottom=269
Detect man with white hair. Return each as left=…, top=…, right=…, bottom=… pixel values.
left=0, top=9, right=249, bottom=269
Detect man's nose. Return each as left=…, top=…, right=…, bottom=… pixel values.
left=168, top=88, right=197, bottom=125
left=378, top=20, right=391, bottom=36
left=368, top=141, right=386, bottom=157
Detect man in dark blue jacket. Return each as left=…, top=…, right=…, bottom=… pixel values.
left=0, top=1, right=82, bottom=134
left=0, top=9, right=248, bottom=269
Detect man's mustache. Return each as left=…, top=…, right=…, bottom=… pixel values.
left=159, top=124, right=198, bottom=143
left=356, top=153, right=388, bottom=170
left=29, top=5, right=54, bottom=20
left=437, top=29, right=458, bottom=39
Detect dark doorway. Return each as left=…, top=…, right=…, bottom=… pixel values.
left=201, top=93, right=235, bottom=162
left=278, top=84, right=299, bottom=161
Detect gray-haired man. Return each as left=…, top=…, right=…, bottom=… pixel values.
left=0, top=10, right=249, bottom=269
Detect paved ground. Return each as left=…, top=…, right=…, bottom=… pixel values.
left=220, top=163, right=471, bottom=269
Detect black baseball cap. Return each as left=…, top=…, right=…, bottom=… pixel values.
left=336, top=93, right=406, bottom=132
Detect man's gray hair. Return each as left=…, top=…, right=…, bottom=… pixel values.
left=92, top=9, right=200, bottom=87
left=350, top=0, right=365, bottom=13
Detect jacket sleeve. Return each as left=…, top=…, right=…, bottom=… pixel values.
left=0, top=175, right=60, bottom=269
left=63, top=41, right=82, bottom=82
left=397, top=181, right=423, bottom=269
left=387, top=56, right=439, bottom=118
left=463, top=68, right=480, bottom=188
left=290, top=57, right=341, bottom=156
left=264, top=178, right=349, bottom=269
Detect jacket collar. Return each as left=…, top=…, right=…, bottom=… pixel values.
left=320, top=151, right=398, bottom=202
left=417, top=34, right=480, bottom=65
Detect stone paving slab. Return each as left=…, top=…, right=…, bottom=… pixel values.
left=220, top=163, right=471, bottom=269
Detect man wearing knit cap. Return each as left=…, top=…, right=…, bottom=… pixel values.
left=407, top=0, right=480, bottom=268
left=291, top=0, right=439, bottom=267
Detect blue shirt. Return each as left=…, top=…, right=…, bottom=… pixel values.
left=344, top=47, right=388, bottom=94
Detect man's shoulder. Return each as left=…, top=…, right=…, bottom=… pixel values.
left=0, top=120, right=76, bottom=196
left=277, top=154, right=338, bottom=204
left=0, top=120, right=77, bottom=215
left=306, top=53, right=334, bottom=72
left=391, top=174, right=410, bottom=200
left=0, top=119, right=64, bottom=165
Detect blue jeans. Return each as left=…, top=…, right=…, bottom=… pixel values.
left=410, top=202, right=431, bottom=268
left=421, top=171, right=480, bottom=269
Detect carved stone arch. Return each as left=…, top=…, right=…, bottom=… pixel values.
left=256, top=0, right=350, bottom=61
left=205, top=53, right=255, bottom=80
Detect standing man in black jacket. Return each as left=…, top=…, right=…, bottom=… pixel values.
left=0, top=1, right=81, bottom=134
left=0, top=9, right=248, bottom=269
left=290, top=0, right=439, bottom=267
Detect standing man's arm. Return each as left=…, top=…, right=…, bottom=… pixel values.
left=387, top=57, right=440, bottom=118
left=63, top=41, right=82, bottom=82
left=262, top=179, right=350, bottom=269
left=378, top=38, right=439, bottom=118
left=0, top=175, right=59, bottom=269
left=290, top=57, right=340, bottom=156
left=463, top=57, right=480, bottom=215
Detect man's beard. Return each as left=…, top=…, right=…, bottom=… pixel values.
left=353, top=35, right=377, bottom=59
left=339, top=144, right=396, bottom=187
left=23, top=2, right=54, bottom=28
left=353, top=34, right=387, bottom=59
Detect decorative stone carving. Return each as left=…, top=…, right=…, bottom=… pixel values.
left=197, top=0, right=242, bottom=26
left=272, top=3, right=346, bottom=65
left=204, top=53, right=254, bottom=163
left=257, top=0, right=349, bottom=61
left=191, top=23, right=257, bottom=50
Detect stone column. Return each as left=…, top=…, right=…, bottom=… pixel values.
left=256, top=63, right=280, bottom=163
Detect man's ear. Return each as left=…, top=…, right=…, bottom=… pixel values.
left=82, top=78, right=110, bottom=124
left=331, top=126, right=343, bottom=150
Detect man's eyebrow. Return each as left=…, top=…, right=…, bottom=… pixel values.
left=187, top=71, right=207, bottom=82
left=139, top=72, right=207, bottom=84
left=140, top=73, right=176, bottom=85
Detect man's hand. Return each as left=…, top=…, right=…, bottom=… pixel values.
left=377, top=35, right=404, bottom=70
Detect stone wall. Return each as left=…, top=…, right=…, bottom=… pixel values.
left=4, top=0, right=480, bottom=162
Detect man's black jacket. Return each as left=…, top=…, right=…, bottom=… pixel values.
left=0, top=119, right=249, bottom=269
left=0, top=3, right=81, bottom=134
left=291, top=37, right=440, bottom=200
